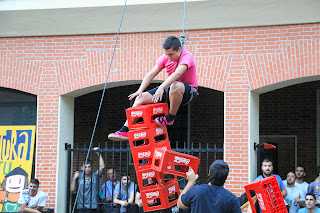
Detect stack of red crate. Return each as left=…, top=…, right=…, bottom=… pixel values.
left=126, top=103, right=200, bottom=212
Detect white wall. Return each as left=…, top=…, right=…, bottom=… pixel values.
left=249, top=91, right=259, bottom=182
left=1, top=0, right=320, bottom=37
left=56, top=95, right=74, bottom=212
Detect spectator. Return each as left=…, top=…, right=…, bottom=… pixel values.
left=113, top=172, right=137, bottom=213
left=18, top=179, right=46, bottom=213
left=283, top=166, right=309, bottom=198
left=285, top=172, right=305, bottom=213
left=101, top=168, right=120, bottom=213
left=254, top=159, right=288, bottom=211
left=177, top=160, right=241, bottom=213
left=298, top=193, right=320, bottom=213
left=307, top=166, right=320, bottom=208
left=70, top=147, right=105, bottom=213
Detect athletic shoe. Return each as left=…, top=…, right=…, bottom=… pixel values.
left=155, top=116, right=175, bottom=126
left=108, top=130, right=128, bottom=141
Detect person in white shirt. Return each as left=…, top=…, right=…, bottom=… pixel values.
left=285, top=172, right=305, bottom=213
left=18, top=179, right=46, bottom=213
left=283, top=166, right=309, bottom=198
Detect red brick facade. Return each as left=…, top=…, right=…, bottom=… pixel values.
left=1, top=23, right=320, bottom=207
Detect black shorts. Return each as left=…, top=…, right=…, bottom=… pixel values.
left=147, top=83, right=198, bottom=106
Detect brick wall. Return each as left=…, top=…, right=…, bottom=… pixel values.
left=260, top=81, right=320, bottom=183
left=0, top=23, right=319, bottom=206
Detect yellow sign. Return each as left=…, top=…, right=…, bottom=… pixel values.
left=0, top=126, right=36, bottom=212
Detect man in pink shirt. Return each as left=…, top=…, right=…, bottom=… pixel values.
left=108, top=36, right=199, bottom=141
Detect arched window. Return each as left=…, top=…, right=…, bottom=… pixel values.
left=0, top=88, right=37, bottom=125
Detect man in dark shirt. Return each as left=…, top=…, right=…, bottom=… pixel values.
left=177, top=160, right=241, bottom=213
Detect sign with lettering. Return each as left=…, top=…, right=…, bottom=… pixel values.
left=0, top=126, right=36, bottom=212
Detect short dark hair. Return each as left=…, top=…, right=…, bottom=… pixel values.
left=296, top=165, right=306, bottom=173
left=120, top=172, right=130, bottom=179
left=261, top=158, right=273, bottom=166
left=287, top=171, right=296, bottom=177
left=208, top=160, right=229, bottom=186
left=305, top=193, right=316, bottom=200
left=30, top=179, right=40, bottom=186
left=316, top=166, right=320, bottom=177
left=83, top=160, right=92, bottom=166
left=163, top=36, right=181, bottom=51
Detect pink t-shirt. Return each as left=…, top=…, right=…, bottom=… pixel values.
left=156, top=49, right=198, bottom=88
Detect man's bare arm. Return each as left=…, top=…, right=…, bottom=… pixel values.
left=128, top=65, right=162, bottom=100
left=158, top=64, right=187, bottom=90
left=93, top=147, right=105, bottom=174
left=19, top=204, right=42, bottom=213
left=281, top=188, right=287, bottom=197
left=177, top=168, right=198, bottom=209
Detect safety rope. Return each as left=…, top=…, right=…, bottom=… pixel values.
left=179, top=0, right=188, bottom=51
left=71, top=0, right=128, bottom=212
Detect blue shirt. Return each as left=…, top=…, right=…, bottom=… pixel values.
left=76, top=172, right=99, bottom=209
left=255, top=174, right=286, bottom=191
left=298, top=207, right=320, bottom=213
left=100, top=180, right=120, bottom=206
left=114, top=182, right=136, bottom=213
left=181, top=184, right=241, bottom=213
left=254, top=174, right=286, bottom=212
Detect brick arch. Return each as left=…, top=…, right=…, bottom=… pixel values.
left=64, top=80, right=165, bottom=97
left=0, top=86, right=37, bottom=96
left=0, top=52, right=42, bottom=95
left=244, top=38, right=320, bottom=92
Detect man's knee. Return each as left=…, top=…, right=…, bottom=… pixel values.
left=169, top=82, right=184, bottom=95
left=134, top=92, right=153, bottom=105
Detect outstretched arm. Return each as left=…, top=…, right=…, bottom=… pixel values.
left=159, top=64, right=187, bottom=89
left=177, top=168, right=198, bottom=209
left=93, top=147, right=105, bottom=174
left=152, top=64, right=187, bottom=103
left=128, top=65, right=162, bottom=100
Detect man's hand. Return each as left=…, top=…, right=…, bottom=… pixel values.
left=93, top=147, right=100, bottom=155
left=186, top=168, right=198, bottom=183
left=152, top=87, right=164, bottom=103
left=136, top=199, right=143, bottom=207
left=73, top=171, right=80, bottom=180
left=128, top=91, right=142, bottom=100
left=295, top=198, right=301, bottom=203
left=121, top=201, right=129, bottom=207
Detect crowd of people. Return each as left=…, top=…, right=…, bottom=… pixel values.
left=70, top=156, right=242, bottom=213
left=247, top=159, right=320, bottom=213
left=69, top=154, right=320, bottom=213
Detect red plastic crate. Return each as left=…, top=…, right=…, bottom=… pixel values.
left=131, top=143, right=171, bottom=171
left=163, top=180, right=180, bottom=206
left=126, top=103, right=168, bottom=129
left=128, top=126, right=170, bottom=152
left=140, top=179, right=180, bottom=212
left=151, top=148, right=200, bottom=178
left=244, top=176, right=287, bottom=213
left=128, top=126, right=171, bottom=171
left=136, top=167, right=178, bottom=191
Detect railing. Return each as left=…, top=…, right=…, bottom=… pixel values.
left=66, top=141, right=223, bottom=213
